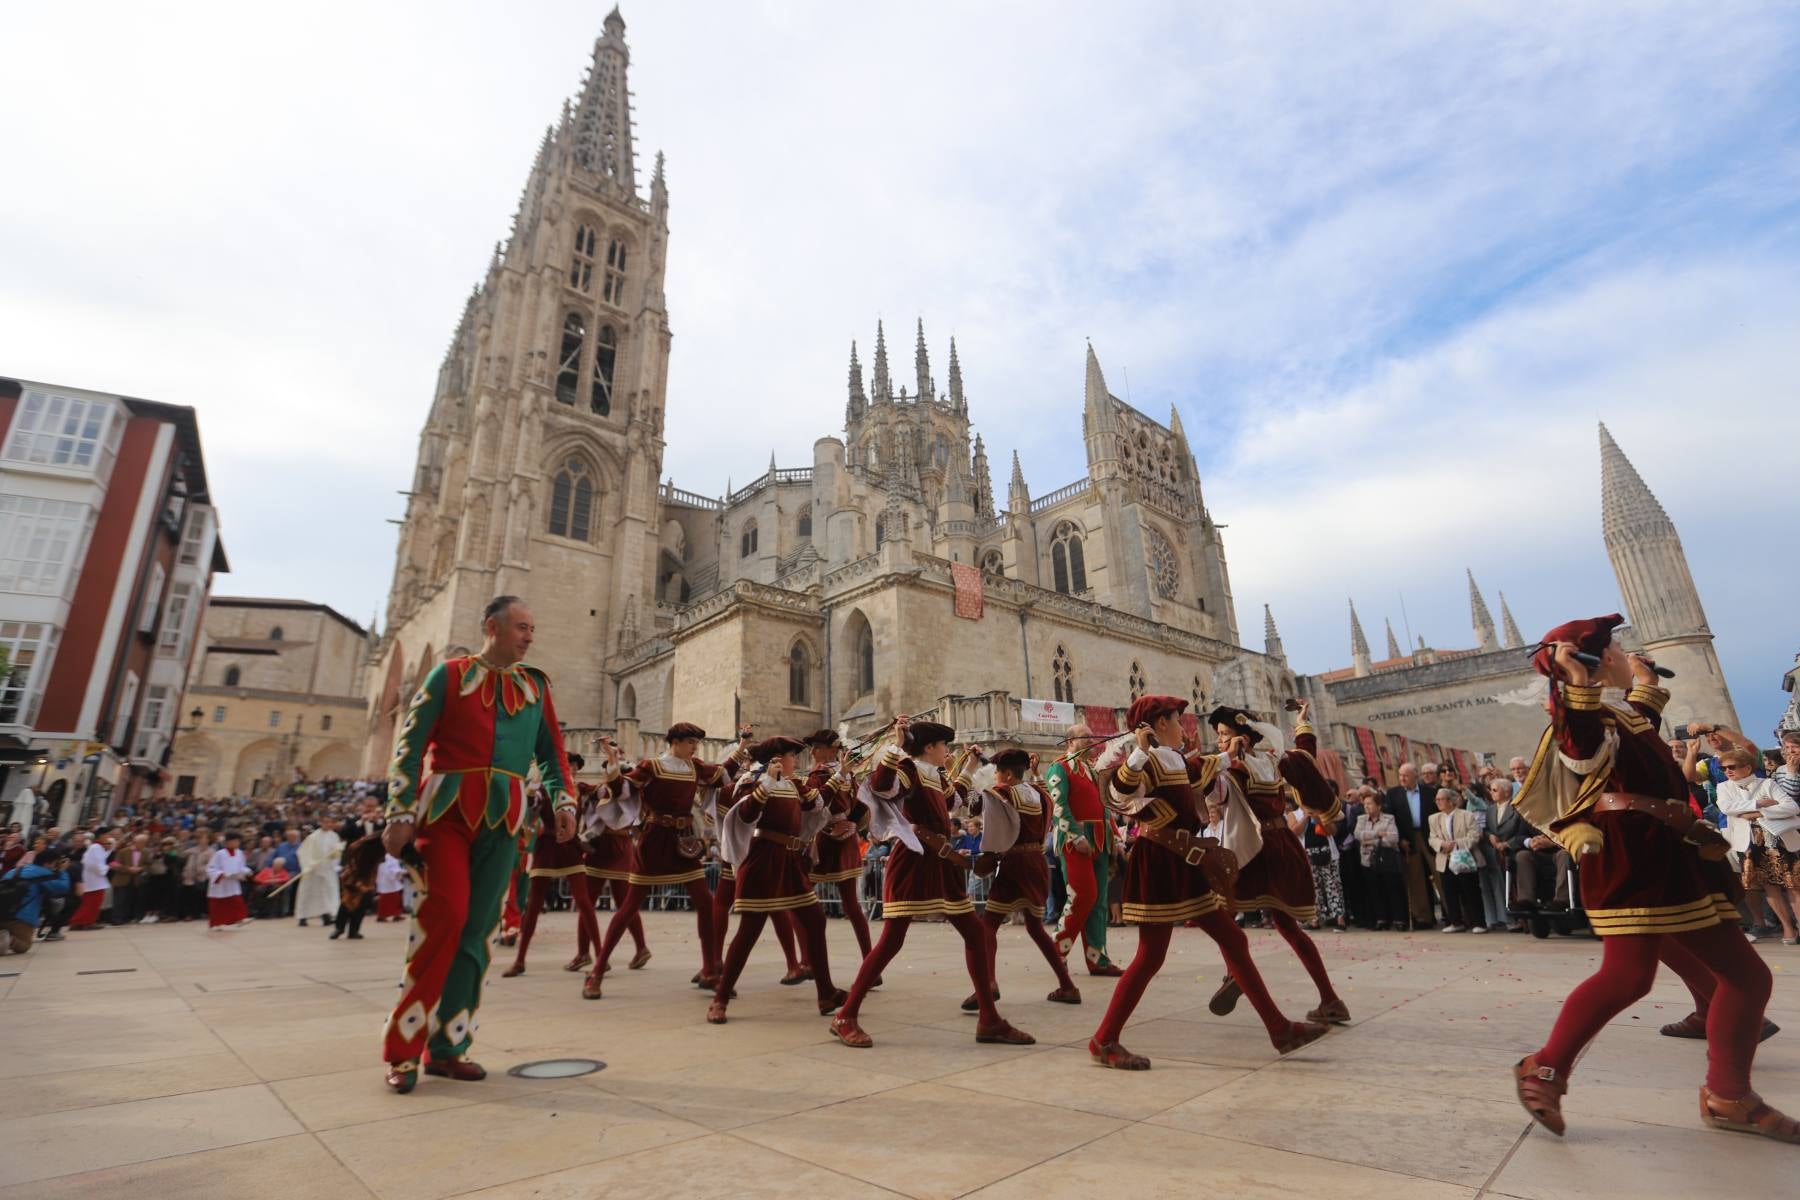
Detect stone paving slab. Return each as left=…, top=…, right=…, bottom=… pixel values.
left=2, top=911, right=1795, bottom=1196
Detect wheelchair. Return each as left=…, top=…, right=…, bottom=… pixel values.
left=1504, top=851, right=1591, bottom=939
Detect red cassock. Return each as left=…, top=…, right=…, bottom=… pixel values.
left=869, top=751, right=973, bottom=919
left=981, top=784, right=1051, bottom=916
left=808, top=765, right=864, bottom=884
left=1110, top=746, right=1225, bottom=924
left=1230, top=726, right=1340, bottom=921
left=621, top=753, right=740, bottom=886
left=729, top=777, right=822, bottom=912
left=1547, top=683, right=1735, bottom=936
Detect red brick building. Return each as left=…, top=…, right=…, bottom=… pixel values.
left=0, top=376, right=226, bottom=828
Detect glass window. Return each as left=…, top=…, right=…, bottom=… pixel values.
left=556, top=312, right=586, bottom=404
left=569, top=223, right=596, bottom=292
left=592, top=326, right=616, bottom=416
left=0, top=621, right=57, bottom=726
left=796, top=504, right=812, bottom=538
left=158, top=583, right=193, bottom=657
left=223, top=665, right=241, bottom=687
left=270, top=626, right=284, bottom=641
left=603, top=238, right=628, bottom=305
left=856, top=624, right=875, bottom=694
left=179, top=507, right=207, bottom=566
left=268, top=710, right=281, bottom=728
left=112, top=671, right=140, bottom=746
left=788, top=642, right=809, bottom=706
left=0, top=494, right=94, bottom=596
left=740, top=521, right=758, bottom=558
left=212, top=705, right=226, bottom=723
left=4, top=389, right=121, bottom=476
left=320, top=714, right=333, bottom=731
left=548, top=458, right=595, bottom=541
left=1051, top=523, right=1087, bottom=595
left=137, top=562, right=166, bottom=634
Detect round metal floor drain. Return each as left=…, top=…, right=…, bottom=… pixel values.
left=507, top=1058, right=605, bottom=1079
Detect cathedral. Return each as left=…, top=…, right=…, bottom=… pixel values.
left=363, top=10, right=1288, bottom=772
left=363, top=11, right=1736, bottom=781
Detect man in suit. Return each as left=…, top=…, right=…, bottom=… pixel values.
left=1486, top=777, right=1571, bottom=910
left=1382, top=762, right=1439, bottom=928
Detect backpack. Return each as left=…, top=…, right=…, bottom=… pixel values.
left=0, top=869, right=39, bottom=922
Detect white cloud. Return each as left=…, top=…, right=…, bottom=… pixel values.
left=1, top=0, right=1794, bottom=730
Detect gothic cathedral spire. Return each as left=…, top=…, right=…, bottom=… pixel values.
left=846, top=341, right=866, bottom=425
left=947, top=337, right=966, bottom=411
left=1497, top=591, right=1524, bottom=649
left=572, top=7, right=637, bottom=191
left=914, top=318, right=933, bottom=402
left=1467, top=569, right=1498, bottom=652
left=871, top=321, right=892, bottom=402
left=1350, top=600, right=1372, bottom=677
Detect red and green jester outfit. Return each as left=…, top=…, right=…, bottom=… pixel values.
left=382, top=655, right=575, bottom=1073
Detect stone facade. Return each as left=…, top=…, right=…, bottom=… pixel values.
left=168, top=598, right=373, bottom=797
left=364, top=11, right=1290, bottom=774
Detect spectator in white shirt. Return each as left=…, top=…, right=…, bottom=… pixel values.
left=69, top=831, right=115, bottom=930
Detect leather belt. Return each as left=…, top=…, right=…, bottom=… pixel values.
left=647, top=813, right=692, bottom=829
left=1005, top=843, right=1043, bottom=857
left=1133, top=823, right=1241, bottom=890
left=753, top=829, right=807, bottom=851
left=913, top=828, right=970, bottom=864
left=1595, top=791, right=1728, bottom=861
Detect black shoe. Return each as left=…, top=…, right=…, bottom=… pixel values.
left=329, top=930, right=343, bottom=940
left=348, top=933, right=365, bottom=940
left=298, top=919, right=309, bottom=927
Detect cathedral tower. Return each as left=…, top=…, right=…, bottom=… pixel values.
left=1599, top=423, right=1738, bottom=730
left=367, top=8, right=672, bottom=769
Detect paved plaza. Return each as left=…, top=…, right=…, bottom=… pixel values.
left=2, top=910, right=1795, bottom=1198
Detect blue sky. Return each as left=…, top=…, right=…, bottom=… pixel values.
left=2, top=1, right=1796, bottom=738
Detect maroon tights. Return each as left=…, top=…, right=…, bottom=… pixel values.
left=575, top=877, right=644, bottom=959
left=840, top=913, right=999, bottom=1023
left=512, top=875, right=600, bottom=970
left=711, top=875, right=803, bottom=974
left=1536, top=922, right=1770, bottom=1099
left=716, top=904, right=837, bottom=1006
left=980, top=909, right=1075, bottom=992
left=1268, top=910, right=1341, bottom=1006
left=1094, top=911, right=1296, bottom=1046
left=594, top=880, right=714, bottom=980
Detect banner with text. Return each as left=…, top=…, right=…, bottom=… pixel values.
left=1019, top=698, right=1076, bottom=727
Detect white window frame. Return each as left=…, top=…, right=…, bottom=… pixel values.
left=179, top=507, right=208, bottom=566
left=158, top=582, right=193, bottom=657
left=0, top=494, right=94, bottom=597
left=267, top=710, right=282, bottom=728
left=0, top=621, right=58, bottom=727
left=3, top=389, right=122, bottom=478
left=112, top=670, right=141, bottom=747
left=212, top=705, right=227, bottom=723
left=138, top=562, right=167, bottom=634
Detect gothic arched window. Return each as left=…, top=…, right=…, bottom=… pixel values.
left=1051, top=522, right=1087, bottom=595
left=592, top=325, right=616, bottom=416
left=603, top=238, right=629, bottom=305
left=269, top=626, right=283, bottom=642
left=224, top=665, right=241, bottom=687
left=1129, top=660, right=1146, bottom=702
left=569, top=224, right=596, bottom=293
left=1052, top=645, right=1075, bottom=705
left=555, top=312, right=586, bottom=405
left=740, top=521, right=758, bottom=558
left=620, top=683, right=637, bottom=719
left=788, top=641, right=809, bottom=706
left=548, top=457, right=595, bottom=541
left=796, top=503, right=812, bottom=538
left=857, top=624, right=875, bottom=695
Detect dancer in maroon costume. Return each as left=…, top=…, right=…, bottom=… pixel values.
left=805, top=730, right=876, bottom=968
left=707, top=736, right=847, bottom=1024
left=502, top=753, right=607, bottom=978
left=574, top=742, right=650, bottom=976
left=1512, top=615, right=1795, bottom=1143
left=583, top=723, right=749, bottom=999
left=829, top=717, right=1034, bottom=1049
left=1088, top=695, right=1327, bottom=1070
left=709, top=765, right=809, bottom=989
left=962, top=749, right=1081, bottom=1012
left=1202, top=700, right=1350, bottom=1027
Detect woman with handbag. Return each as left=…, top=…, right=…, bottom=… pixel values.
left=1355, top=789, right=1407, bottom=929
left=1429, top=790, right=1485, bottom=933
left=1294, top=800, right=1346, bottom=931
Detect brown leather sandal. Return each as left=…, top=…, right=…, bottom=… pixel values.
left=830, top=1014, right=873, bottom=1048
left=1046, top=985, right=1083, bottom=1005
left=563, top=953, right=592, bottom=973
left=975, top=1019, right=1036, bottom=1045
left=1089, top=1039, right=1150, bottom=1070
left=500, top=962, right=525, bottom=978
left=628, top=947, right=652, bottom=970
left=1307, top=998, right=1351, bottom=1025
left=1700, top=1087, right=1800, bottom=1144
left=818, top=987, right=848, bottom=1016
left=1271, top=1020, right=1330, bottom=1054
left=581, top=974, right=603, bottom=1000
left=1514, top=1055, right=1567, bottom=1136
left=1209, top=974, right=1242, bottom=1016
left=1660, top=1012, right=1706, bottom=1038
left=705, top=998, right=729, bottom=1025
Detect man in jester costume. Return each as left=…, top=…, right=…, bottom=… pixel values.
left=380, top=595, right=577, bottom=1094
left=1045, top=722, right=1121, bottom=976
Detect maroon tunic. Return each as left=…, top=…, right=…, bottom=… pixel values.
left=808, top=763, right=864, bottom=883
left=1110, top=745, right=1224, bottom=924
left=1550, top=683, right=1731, bottom=936
left=979, top=783, right=1050, bottom=916
left=583, top=779, right=635, bottom=881
left=729, top=776, right=822, bottom=912
left=527, top=786, right=586, bottom=877
left=1230, top=727, right=1338, bottom=919
left=623, top=751, right=742, bottom=886
left=870, top=750, right=972, bottom=919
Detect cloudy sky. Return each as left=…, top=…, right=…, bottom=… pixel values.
left=4, top=1, right=1796, bottom=735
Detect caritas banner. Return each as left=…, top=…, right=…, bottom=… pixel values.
left=1019, top=698, right=1076, bottom=726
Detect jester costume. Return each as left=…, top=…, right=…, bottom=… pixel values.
left=381, top=655, right=575, bottom=1083
left=1513, top=615, right=1794, bottom=1143
left=1045, top=753, right=1119, bottom=974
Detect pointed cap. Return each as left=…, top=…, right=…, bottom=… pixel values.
left=1498, top=591, right=1525, bottom=649
left=604, top=5, right=625, bottom=33
left=1385, top=618, right=1402, bottom=660
left=1263, top=605, right=1284, bottom=657
left=1599, top=422, right=1674, bottom=546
